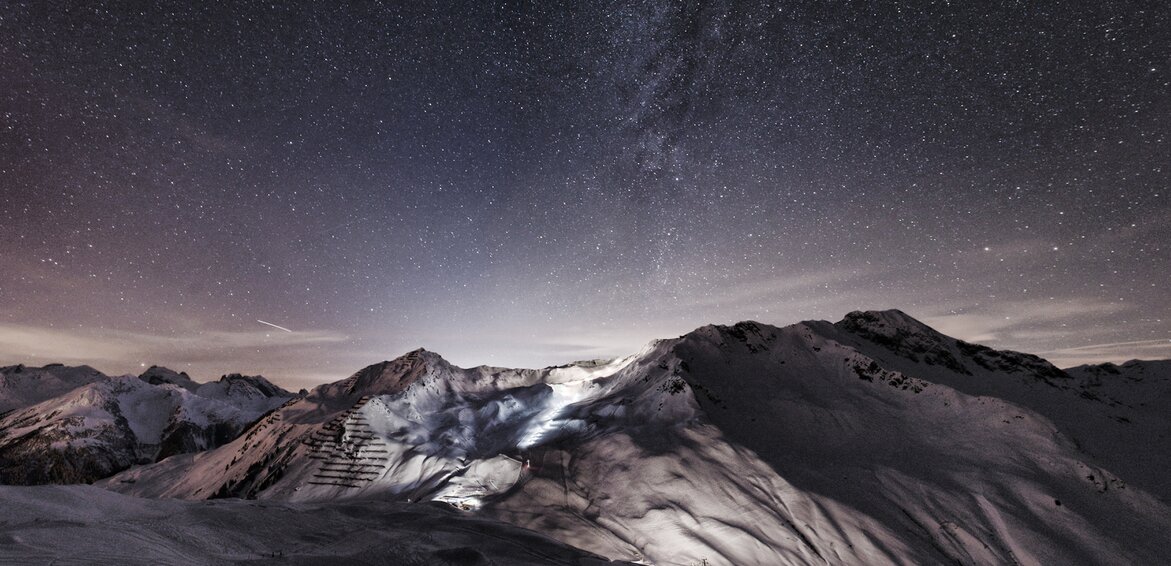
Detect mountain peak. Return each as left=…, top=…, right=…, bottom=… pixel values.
left=834, top=309, right=1072, bottom=383
left=837, top=309, right=937, bottom=336
left=138, top=366, right=200, bottom=393
left=691, top=320, right=775, bottom=340
left=212, top=374, right=288, bottom=399
left=323, top=348, right=444, bottom=398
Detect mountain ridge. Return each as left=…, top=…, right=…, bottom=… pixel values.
left=3, top=311, right=1170, bottom=564
left=86, top=310, right=1171, bottom=565
left=0, top=368, right=293, bottom=485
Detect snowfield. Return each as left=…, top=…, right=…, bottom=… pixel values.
left=0, top=484, right=627, bottom=565
left=4, top=310, right=1171, bottom=564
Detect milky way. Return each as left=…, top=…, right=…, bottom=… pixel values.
left=2, top=2, right=1168, bottom=387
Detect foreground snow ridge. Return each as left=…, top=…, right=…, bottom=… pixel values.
left=8, top=311, right=1171, bottom=565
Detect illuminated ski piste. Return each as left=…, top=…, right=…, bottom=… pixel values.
left=518, top=355, right=637, bottom=449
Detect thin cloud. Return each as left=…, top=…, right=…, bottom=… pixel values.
left=921, top=298, right=1130, bottom=344
left=0, top=323, right=349, bottom=378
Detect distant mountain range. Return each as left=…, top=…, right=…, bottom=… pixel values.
left=0, top=365, right=291, bottom=484
left=2, top=310, right=1169, bottom=565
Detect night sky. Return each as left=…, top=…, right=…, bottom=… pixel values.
left=2, top=2, right=1168, bottom=388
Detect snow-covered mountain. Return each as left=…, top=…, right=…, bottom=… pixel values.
left=101, top=311, right=1171, bottom=565
left=1063, top=359, right=1171, bottom=501
left=0, top=369, right=292, bottom=485
left=0, top=363, right=106, bottom=413
left=832, top=311, right=1171, bottom=503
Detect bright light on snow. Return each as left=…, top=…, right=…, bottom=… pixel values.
left=516, top=381, right=589, bottom=449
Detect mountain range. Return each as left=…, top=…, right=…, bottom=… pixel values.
left=2, top=310, right=1169, bottom=565
left=0, top=365, right=291, bottom=484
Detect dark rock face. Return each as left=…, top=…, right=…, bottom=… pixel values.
left=956, top=340, right=1069, bottom=383
left=836, top=310, right=1070, bottom=383
left=138, top=366, right=200, bottom=392
left=0, top=408, right=138, bottom=485
left=836, top=310, right=972, bottom=374
left=216, top=374, right=288, bottom=399
left=156, top=420, right=242, bottom=462
left=0, top=440, right=136, bottom=485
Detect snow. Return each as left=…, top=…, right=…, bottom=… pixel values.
left=1061, top=359, right=1171, bottom=501
left=27, top=311, right=1171, bottom=564
left=516, top=380, right=592, bottom=449
left=833, top=311, right=1171, bottom=503
left=0, top=484, right=627, bottom=565
left=0, top=364, right=105, bottom=413
left=111, top=377, right=180, bottom=444
left=0, top=369, right=293, bottom=484
left=431, top=455, right=524, bottom=509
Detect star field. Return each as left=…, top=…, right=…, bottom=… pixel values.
left=1, top=2, right=1168, bottom=388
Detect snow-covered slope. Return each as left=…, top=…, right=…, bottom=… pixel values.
left=829, top=310, right=1171, bottom=503
left=0, top=364, right=105, bottom=413
left=102, top=313, right=1171, bottom=565
left=0, top=484, right=628, bottom=565
left=0, top=372, right=292, bottom=485
left=655, top=319, right=1169, bottom=564
left=1063, top=359, right=1171, bottom=501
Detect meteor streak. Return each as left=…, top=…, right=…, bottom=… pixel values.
left=256, top=320, right=293, bottom=333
